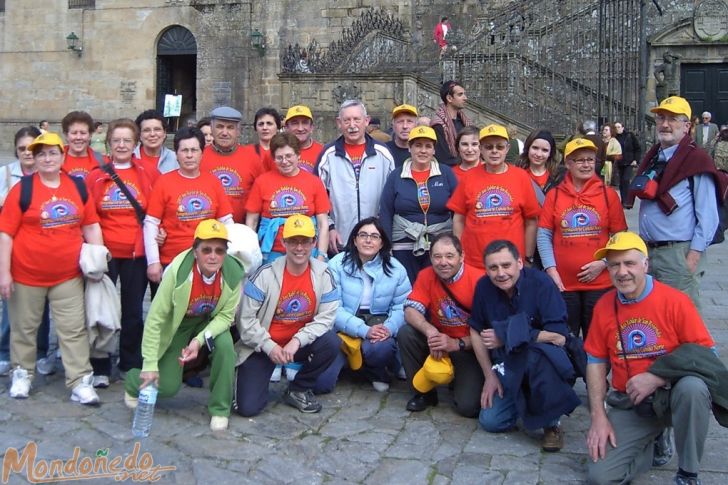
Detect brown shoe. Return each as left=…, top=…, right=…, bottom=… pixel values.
left=542, top=426, right=563, bottom=452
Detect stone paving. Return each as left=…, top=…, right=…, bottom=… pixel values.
left=0, top=157, right=727, bottom=483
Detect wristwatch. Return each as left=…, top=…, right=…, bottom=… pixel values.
left=458, top=338, right=465, bottom=351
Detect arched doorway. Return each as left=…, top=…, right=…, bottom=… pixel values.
left=156, top=26, right=197, bottom=130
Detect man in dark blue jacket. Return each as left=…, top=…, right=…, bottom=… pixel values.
left=469, top=239, right=579, bottom=452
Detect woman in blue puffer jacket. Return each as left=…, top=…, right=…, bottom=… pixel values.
left=316, top=217, right=412, bottom=393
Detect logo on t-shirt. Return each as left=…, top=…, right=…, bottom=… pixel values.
left=101, top=183, right=140, bottom=211
left=436, top=297, right=469, bottom=328
left=270, top=186, right=309, bottom=217
left=616, top=317, right=666, bottom=359
left=187, top=295, right=218, bottom=316
left=274, top=290, right=314, bottom=323
left=40, top=197, right=81, bottom=228
left=176, top=191, right=214, bottom=221
left=559, top=205, right=602, bottom=237
left=211, top=167, right=243, bottom=197
left=474, top=186, right=513, bottom=217
left=298, top=159, right=315, bottom=173
left=67, top=168, right=90, bottom=179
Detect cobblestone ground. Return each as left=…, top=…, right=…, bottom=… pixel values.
left=0, top=150, right=727, bottom=484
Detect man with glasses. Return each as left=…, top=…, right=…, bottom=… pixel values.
left=234, top=214, right=340, bottom=415
left=317, top=100, right=394, bottom=254
left=695, top=111, right=718, bottom=150
left=625, top=96, right=720, bottom=467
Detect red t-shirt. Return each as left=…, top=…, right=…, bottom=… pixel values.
left=201, top=144, right=266, bottom=223
left=186, top=266, right=222, bottom=317
left=63, top=148, right=98, bottom=180
left=86, top=166, right=149, bottom=259
left=584, top=281, right=714, bottom=392
left=245, top=170, right=331, bottom=253
left=298, top=141, right=324, bottom=173
left=411, top=168, right=431, bottom=214
left=407, top=263, right=484, bottom=338
left=0, top=174, right=99, bottom=286
left=451, top=164, right=480, bottom=182
left=345, top=143, right=366, bottom=178
left=136, top=149, right=162, bottom=179
left=528, top=170, right=550, bottom=189
left=447, top=165, right=540, bottom=269
left=269, top=266, right=317, bottom=345
left=539, top=175, right=626, bottom=290
left=146, top=171, right=233, bottom=264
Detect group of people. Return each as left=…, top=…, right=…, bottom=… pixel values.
left=1, top=82, right=725, bottom=485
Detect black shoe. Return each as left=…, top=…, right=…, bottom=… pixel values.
left=653, top=427, right=674, bottom=467
left=284, top=388, right=322, bottom=413
left=406, top=391, right=438, bottom=412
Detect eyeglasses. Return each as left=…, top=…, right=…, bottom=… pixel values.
left=141, top=127, right=165, bottom=134
left=482, top=143, right=509, bottom=151
left=284, top=237, right=315, bottom=247
left=571, top=158, right=596, bottom=165
left=199, top=247, right=227, bottom=255
left=357, top=232, right=382, bottom=241
left=274, top=153, right=297, bottom=162
left=178, top=148, right=201, bottom=155
left=110, top=138, right=135, bottom=146
left=655, top=114, right=688, bottom=124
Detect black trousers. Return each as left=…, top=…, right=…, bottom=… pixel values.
left=90, top=257, right=147, bottom=375
left=234, top=330, right=340, bottom=417
left=562, top=288, right=609, bottom=339
left=398, top=324, right=483, bottom=418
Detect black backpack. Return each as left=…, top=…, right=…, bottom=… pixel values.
left=19, top=174, right=89, bottom=213
left=688, top=169, right=728, bottom=245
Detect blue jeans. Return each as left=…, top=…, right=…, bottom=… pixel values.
left=315, top=336, right=398, bottom=393
left=479, top=390, right=559, bottom=432
left=0, top=299, right=50, bottom=362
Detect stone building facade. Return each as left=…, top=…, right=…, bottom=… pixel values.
left=0, top=0, right=726, bottom=151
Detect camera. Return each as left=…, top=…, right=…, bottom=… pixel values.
left=630, top=170, right=659, bottom=199
left=634, top=394, right=656, bottom=417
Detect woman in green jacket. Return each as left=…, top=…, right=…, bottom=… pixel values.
left=124, top=219, right=244, bottom=432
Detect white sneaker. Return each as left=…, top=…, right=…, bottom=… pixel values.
left=270, top=365, right=282, bottom=382
left=372, top=381, right=390, bottom=392
left=210, top=416, right=229, bottom=431
left=9, top=367, right=31, bottom=399
left=93, top=375, right=110, bottom=388
left=36, top=357, right=56, bottom=376
left=71, top=373, right=100, bottom=405
left=0, top=360, right=11, bottom=376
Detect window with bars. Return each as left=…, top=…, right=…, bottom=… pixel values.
left=69, top=0, right=95, bottom=8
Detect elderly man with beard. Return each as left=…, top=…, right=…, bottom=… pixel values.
left=399, top=233, right=484, bottom=417
left=317, top=100, right=394, bottom=254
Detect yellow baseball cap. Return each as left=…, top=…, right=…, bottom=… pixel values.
left=412, top=355, right=454, bottom=393
left=27, top=132, right=65, bottom=152
left=194, top=219, right=230, bottom=242
left=408, top=125, right=437, bottom=143
left=650, top=96, right=692, bottom=119
left=338, top=333, right=363, bottom=370
left=284, top=105, right=313, bottom=124
left=479, top=124, right=509, bottom=141
left=392, top=104, right=418, bottom=118
left=564, top=138, right=598, bottom=158
left=594, top=231, right=648, bottom=260
left=282, top=214, right=316, bottom=239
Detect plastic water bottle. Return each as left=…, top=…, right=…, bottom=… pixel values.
left=131, top=385, right=158, bottom=438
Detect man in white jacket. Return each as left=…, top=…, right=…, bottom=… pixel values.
left=234, top=214, right=340, bottom=415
